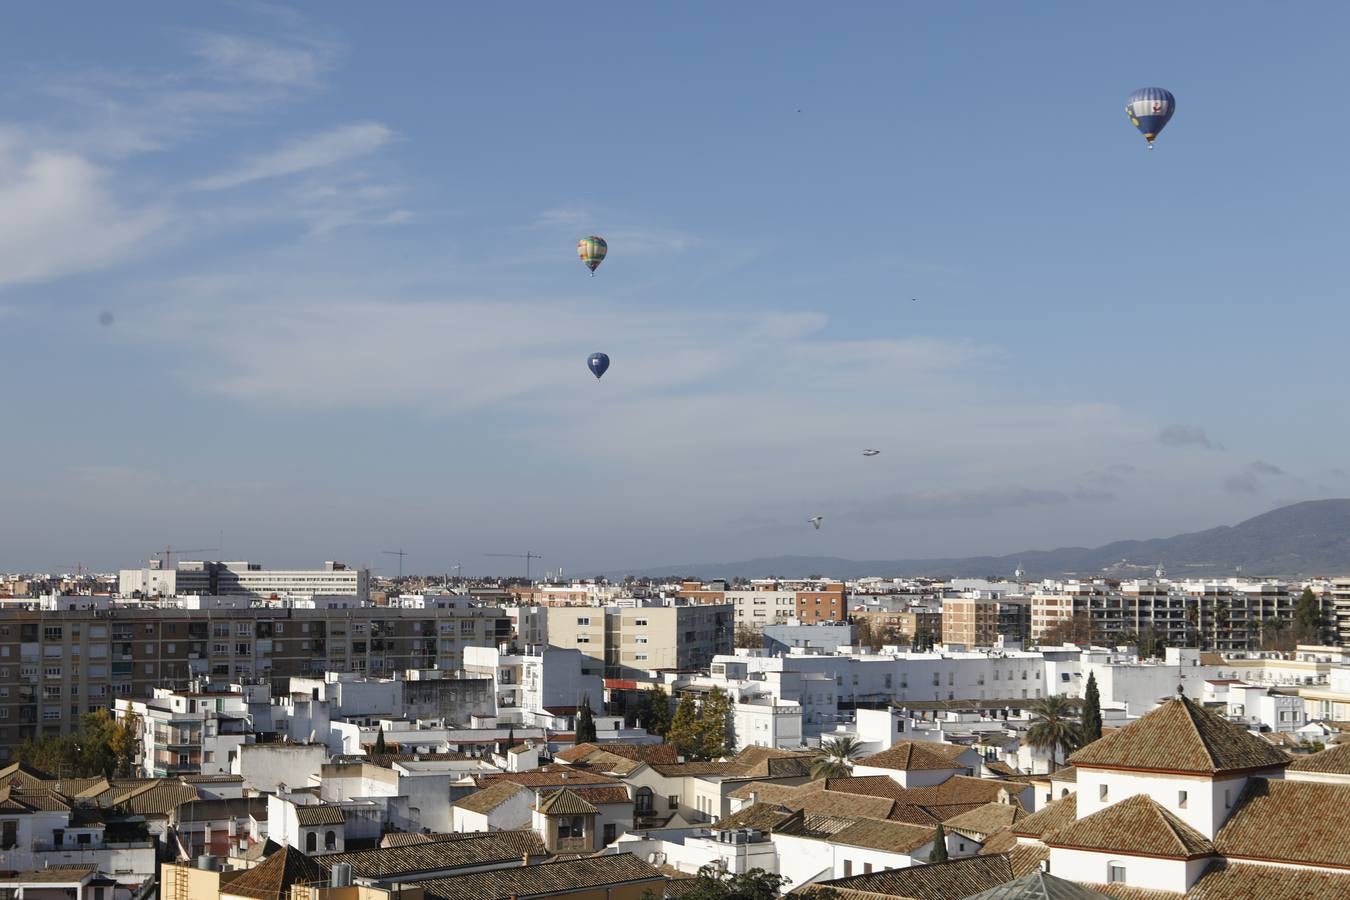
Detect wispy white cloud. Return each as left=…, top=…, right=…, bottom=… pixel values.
left=0, top=141, right=166, bottom=287
left=191, top=32, right=336, bottom=87
left=193, top=122, right=395, bottom=191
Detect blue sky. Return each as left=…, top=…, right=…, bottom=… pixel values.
left=2, top=2, right=1348, bottom=575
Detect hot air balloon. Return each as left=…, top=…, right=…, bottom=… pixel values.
left=578, top=235, right=607, bottom=275
left=1125, top=87, right=1175, bottom=148
left=587, top=352, right=610, bottom=380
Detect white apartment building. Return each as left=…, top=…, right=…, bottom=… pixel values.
left=116, top=682, right=268, bottom=777
left=119, top=560, right=370, bottom=602
left=462, top=645, right=604, bottom=723
left=724, top=590, right=799, bottom=627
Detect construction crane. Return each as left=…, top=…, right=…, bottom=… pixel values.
left=382, top=549, right=408, bottom=578
left=486, top=552, right=542, bottom=581
left=152, top=546, right=219, bottom=569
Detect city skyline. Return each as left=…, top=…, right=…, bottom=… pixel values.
left=4, top=4, right=1350, bottom=573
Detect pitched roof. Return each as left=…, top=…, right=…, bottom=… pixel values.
left=1068, top=695, right=1290, bottom=775
left=113, top=781, right=201, bottom=816
left=555, top=742, right=678, bottom=766
left=540, top=785, right=631, bottom=806
left=478, top=769, right=616, bottom=789
left=536, top=787, right=599, bottom=816
left=225, top=846, right=328, bottom=900
left=962, top=871, right=1111, bottom=900
left=294, top=805, right=346, bottom=827
left=712, top=802, right=797, bottom=833
left=1184, top=859, right=1350, bottom=900
left=0, top=762, right=57, bottom=789
left=454, top=781, right=533, bottom=816
left=381, top=832, right=450, bottom=848
left=859, top=741, right=969, bottom=772
left=415, top=853, right=665, bottom=900
left=822, top=776, right=912, bottom=802
left=943, top=801, right=1027, bottom=839
left=1215, top=777, right=1350, bottom=869
left=1046, top=794, right=1214, bottom=859
left=320, top=831, right=546, bottom=879
left=730, top=746, right=817, bottom=778
left=977, top=828, right=1021, bottom=856
left=648, top=762, right=740, bottom=777
left=829, top=818, right=935, bottom=854
left=1013, top=793, right=1077, bottom=840
left=803, top=854, right=1018, bottom=900
left=1287, top=742, right=1350, bottom=774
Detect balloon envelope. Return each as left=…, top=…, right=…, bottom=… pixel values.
left=587, top=352, right=610, bottom=379
left=1125, top=87, right=1175, bottom=144
left=578, top=235, right=607, bottom=273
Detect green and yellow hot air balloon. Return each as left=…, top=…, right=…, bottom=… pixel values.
left=577, top=235, right=607, bottom=276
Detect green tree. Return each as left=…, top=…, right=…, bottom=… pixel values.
left=699, top=688, right=732, bottom=760
left=669, top=865, right=789, bottom=900
left=1080, top=673, right=1102, bottom=746
left=1026, top=695, right=1080, bottom=773
left=811, top=736, right=863, bottom=780
left=79, top=709, right=140, bottom=778
left=928, top=823, right=949, bottom=863
left=667, top=693, right=703, bottom=760
left=576, top=696, right=598, bottom=744
left=1296, top=588, right=1325, bottom=643
left=374, top=729, right=386, bottom=754
left=639, top=686, right=672, bottom=737
left=852, top=617, right=876, bottom=651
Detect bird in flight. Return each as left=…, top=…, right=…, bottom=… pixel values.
left=809, top=516, right=823, bottom=530
left=862, top=449, right=880, bottom=457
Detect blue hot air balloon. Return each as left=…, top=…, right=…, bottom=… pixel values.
left=1125, top=87, right=1175, bottom=148
left=587, top=352, right=610, bottom=380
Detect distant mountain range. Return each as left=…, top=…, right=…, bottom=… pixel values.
left=625, top=499, right=1350, bottom=581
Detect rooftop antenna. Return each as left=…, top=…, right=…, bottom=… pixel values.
left=1155, top=561, right=1166, bottom=579
left=1014, top=562, right=1025, bottom=582
left=382, top=549, right=408, bottom=578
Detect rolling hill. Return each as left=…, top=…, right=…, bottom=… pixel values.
left=627, top=499, right=1350, bottom=581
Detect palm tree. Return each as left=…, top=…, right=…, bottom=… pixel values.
left=1025, top=695, right=1080, bottom=774
left=811, top=736, right=864, bottom=780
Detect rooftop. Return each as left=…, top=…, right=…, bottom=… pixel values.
left=1286, top=742, right=1350, bottom=775
left=1068, top=695, right=1290, bottom=775
left=858, top=741, right=970, bottom=772
left=415, top=853, right=665, bottom=900
left=1046, top=794, right=1214, bottom=859
left=320, top=831, right=547, bottom=879
left=1215, top=777, right=1350, bottom=869
left=225, top=846, right=328, bottom=900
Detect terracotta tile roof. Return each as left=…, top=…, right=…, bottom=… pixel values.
left=859, top=741, right=969, bottom=772
left=830, top=818, right=935, bottom=854
left=1286, top=742, right=1350, bottom=774
left=536, top=787, right=599, bottom=816
left=984, top=761, right=1022, bottom=778
left=1049, top=766, right=1078, bottom=783
left=294, top=804, right=347, bottom=826
left=1008, top=844, right=1050, bottom=877
left=1068, top=696, right=1290, bottom=775
left=321, top=830, right=547, bottom=879
left=454, top=781, right=533, bottom=815
left=977, top=828, right=1021, bottom=856
left=0, top=762, right=56, bottom=789
left=889, top=776, right=1017, bottom=809
left=943, top=801, right=1027, bottom=839
left=226, top=846, right=328, bottom=900
left=962, top=871, right=1111, bottom=899
left=556, top=742, right=678, bottom=765
left=822, top=776, right=911, bottom=801
left=1184, top=859, right=1350, bottom=900
left=1046, top=794, right=1214, bottom=859
left=0, top=865, right=96, bottom=884
left=712, top=802, right=797, bottom=833
left=540, top=785, right=631, bottom=806
left=479, top=769, right=616, bottom=789
left=1215, top=777, right=1350, bottom=869
left=1013, top=793, right=1077, bottom=840
left=113, top=781, right=201, bottom=816
left=0, top=784, right=70, bottom=813
left=648, top=761, right=740, bottom=777
left=1088, top=885, right=1180, bottom=900
left=381, top=832, right=451, bottom=848
left=416, top=853, right=665, bottom=900
left=802, top=854, right=1017, bottom=900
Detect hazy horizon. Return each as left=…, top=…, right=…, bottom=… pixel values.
left=4, top=4, right=1350, bottom=575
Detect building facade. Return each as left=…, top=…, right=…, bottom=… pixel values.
left=548, top=602, right=733, bottom=678
left=0, top=604, right=510, bottom=758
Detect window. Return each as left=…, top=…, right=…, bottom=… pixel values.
left=635, top=787, right=654, bottom=814
left=668, top=795, right=679, bottom=810
left=1224, top=789, right=1232, bottom=808
left=325, top=830, right=337, bottom=851
left=144, top=643, right=154, bottom=654
left=634, top=618, right=648, bottom=626
left=636, top=636, right=649, bottom=644
left=306, top=832, right=317, bottom=853
left=1108, top=863, right=1126, bottom=883
left=863, top=862, right=873, bottom=874
left=1099, top=784, right=1108, bottom=801
left=576, top=617, right=591, bottom=626
left=1178, top=790, right=1188, bottom=809
left=43, top=626, right=63, bottom=641
left=236, top=643, right=250, bottom=655
left=844, top=861, right=852, bottom=877
left=576, top=636, right=590, bottom=644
